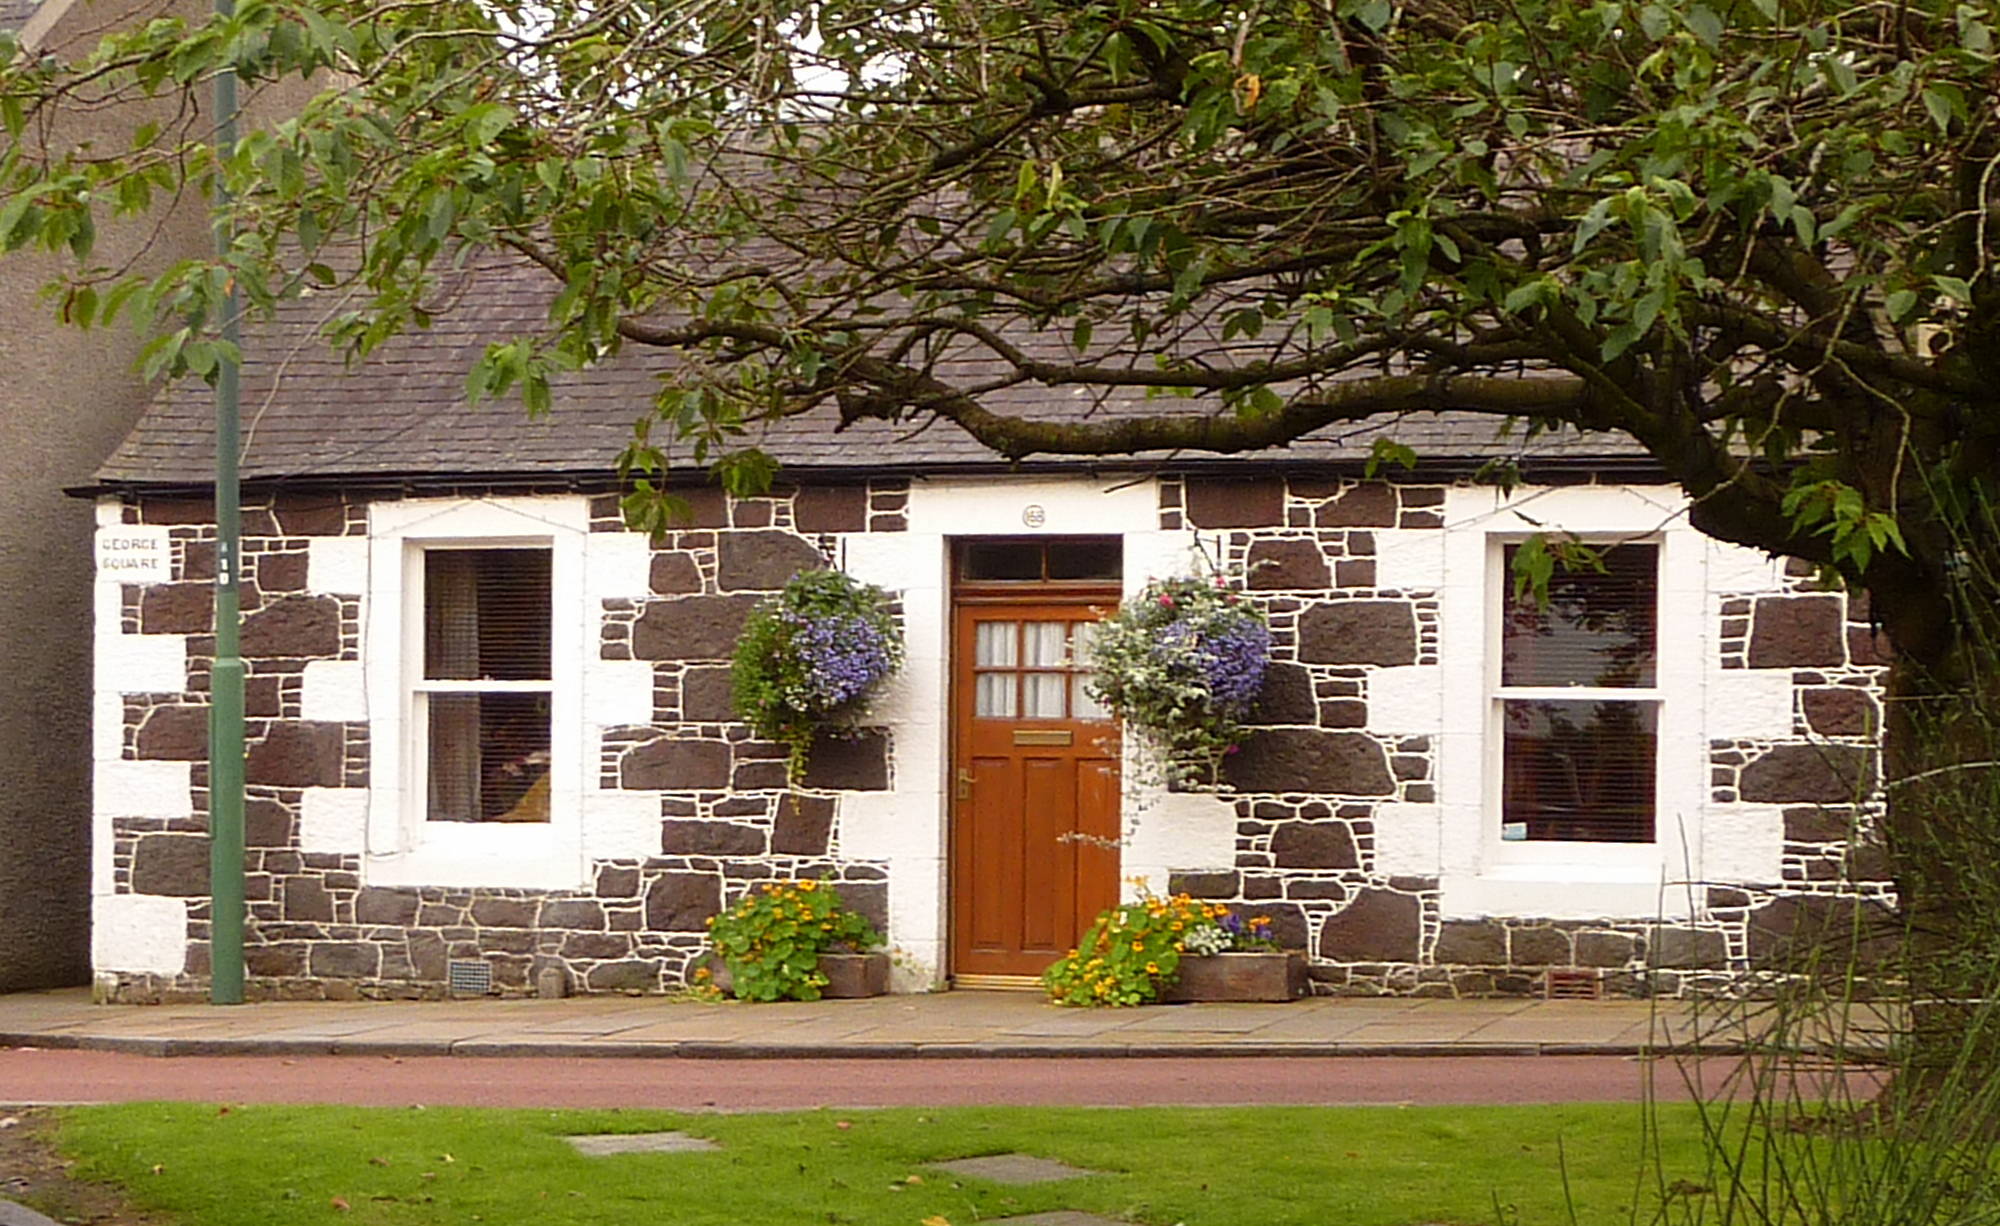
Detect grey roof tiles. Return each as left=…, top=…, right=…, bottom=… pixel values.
left=94, top=255, right=1648, bottom=488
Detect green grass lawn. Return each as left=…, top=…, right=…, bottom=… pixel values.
left=53, top=1101, right=1710, bottom=1226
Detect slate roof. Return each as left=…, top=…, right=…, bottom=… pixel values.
left=94, top=254, right=1651, bottom=489
left=0, top=0, right=39, bottom=31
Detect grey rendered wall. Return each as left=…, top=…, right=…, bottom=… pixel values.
left=0, top=0, right=230, bottom=990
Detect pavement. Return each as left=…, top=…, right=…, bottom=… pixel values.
left=0, top=987, right=1765, bottom=1059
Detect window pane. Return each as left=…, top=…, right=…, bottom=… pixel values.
left=1024, top=621, right=1068, bottom=667
left=962, top=542, right=1043, bottom=581
left=425, top=548, right=552, bottom=681
left=1025, top=673, right=1067, bottom=718
left=1046, top=540, right=1122, bottom=581
left=975, top=621, right=1018, bottom=667
left=975, top=673, right=1016, bottom=718
left=1502, top=698, right=1656, bottom=842
left=1501, top=544, right=1657, bottom=687
left=1071, top=626, right=1111, bottom=720
left=427, top=691, right=552, bottom=823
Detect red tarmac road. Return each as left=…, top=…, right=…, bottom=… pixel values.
left=0, top=1049, right=1764, bottom=1110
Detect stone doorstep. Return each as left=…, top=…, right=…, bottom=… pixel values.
left=926, top=1153, right=1102, bottom=1185
left=564, top=1132, right=719, bottom=1156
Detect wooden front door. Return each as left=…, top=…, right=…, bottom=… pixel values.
left=951, top=601, right=1122, bottom=982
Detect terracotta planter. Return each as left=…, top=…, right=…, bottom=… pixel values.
left=1158, top=951, right=1307, bottom=1003
left=701, top=951, right=889, bottom=999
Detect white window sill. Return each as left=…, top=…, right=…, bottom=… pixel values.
left=1440, top=870, right=1694, bottom=921
left=364, top=822, right=587, bottom=891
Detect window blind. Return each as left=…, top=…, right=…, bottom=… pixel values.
left=422, top=548, right=553, bottom=823
left=1501, top=544, right=1657, bottom=688
left=1502, top=698, right=1656, bottom=843
left=1497, top=543, right=1660, bottom=844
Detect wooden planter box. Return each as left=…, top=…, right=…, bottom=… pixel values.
left=703, top=951, right=889, bottom=999
left=1158, top=951, right=1307, bottom=1003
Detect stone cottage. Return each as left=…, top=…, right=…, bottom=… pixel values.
left=78, top=259, right=1892, bottom=1001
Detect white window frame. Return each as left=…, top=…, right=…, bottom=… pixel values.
left=1436, top=485, right=1704, bottom=920
left=363, top=496, right=589, bottom=889
left=1482, top=535, right=1665, bottom=871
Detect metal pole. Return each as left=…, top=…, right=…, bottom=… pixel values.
left=208, top=0, right=245, bottom=1006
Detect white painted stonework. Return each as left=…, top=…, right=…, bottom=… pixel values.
left=95, top=761, right=193, bottom=820
left=1700, top=805, right=1787, bottom=883
left=1706, top=668, right=1797, bottom=741
left=579, top=791, right=668, bottom=861
left=92, top=894, right=189, bottom=974
left=307, top=536, right=370, bottom=594
left=299, top=787, right=369, bottom=854
left=582, top=659, right=656, bottom=733
left=301, top=660, right=368, bottom=723
left=1121, top=790, right=1237, bottom=898
left=1372, top=802, right=1444, bottom=877
left=1366, top=665, right=1442, bottom=736
left=1373, top=529, right=1446, bottom=591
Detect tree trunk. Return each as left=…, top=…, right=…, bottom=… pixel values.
left=1864, top=532, right=2000, bottom=1084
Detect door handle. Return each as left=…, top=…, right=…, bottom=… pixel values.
left=955, top=767, right=974, bottom=800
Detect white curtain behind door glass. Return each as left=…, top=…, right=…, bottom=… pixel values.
left=974, top=620, right=1018, bottom=718
left=1023, top=622, right=1070, bottom=717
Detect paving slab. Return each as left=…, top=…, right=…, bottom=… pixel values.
left=565, top=1131, right=719, bottom=1155
left=0, top=987, right=1760, bottom=1059
left=990, top=1213, right=1128, bottom=1225
left=928, top=1153, right=1101, bottom=1184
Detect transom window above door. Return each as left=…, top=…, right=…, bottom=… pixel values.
left=971, top=619, right=1111, bottom=721
left=956, top=538, right=1122, bottom=584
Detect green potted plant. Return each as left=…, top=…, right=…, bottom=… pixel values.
left=1157, top=906, right=1306, bottom=1004
left=702, top=879, right=888, bottom=1001
left=1084, top=573, right=1271, bottom=788
left=732, top=569, right=904, bottom=787
left=1042, top=891, right=1305, bottom=1006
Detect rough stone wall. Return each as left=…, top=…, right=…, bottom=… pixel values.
left=98, top=482, right=908, bottom=1002
left=1154, top=475, right=1895, bottom=998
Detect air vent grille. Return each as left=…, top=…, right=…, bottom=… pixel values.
left=448, top=960, right=493, bottom=996
left=1544, top=970, right=1601, bottom=1000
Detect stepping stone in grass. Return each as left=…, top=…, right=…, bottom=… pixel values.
left=988, top=1214, right=1128, bottom=1226
left=927, top=1154, right=1101, bottom=1184
left=0, top=1200, right=63, bottom=1226
left=565, top=1132, right=719, bottom=1156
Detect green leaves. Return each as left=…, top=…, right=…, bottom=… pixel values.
left=1364, top=437, right=1418, bottom=478
left=705, top=879, right=882, bottom=1002
left=1781, top=480, right=1909, bottom=573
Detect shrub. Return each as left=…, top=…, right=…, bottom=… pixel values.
left=731, top=569, right=903, bottom=785
left=704, top=879, right=883, bottom=1002
left=1043, top=892, right=1275, bottom=1006
left=1084, top=573, right=1271, bottom=787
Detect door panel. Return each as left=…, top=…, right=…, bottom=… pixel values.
left=951, top=601, right=1121, bottom=980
